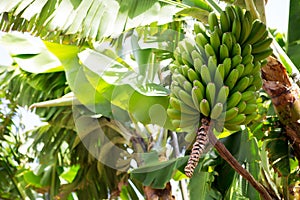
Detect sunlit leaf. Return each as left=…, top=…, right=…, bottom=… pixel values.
left=0, top=0, right=183, bottom=42
left=78, top=48, right=173, bottom=126
left=182, top=0, right=213, bottom=12
left=23, top=171, right=43, bottom=188
left=0, top=32, right=63, bottom=73
left=60, top=165, right=80, bottom=183
left=0, top=45, right=13, bottom=67
left=176, top=7, right=210, bottom=22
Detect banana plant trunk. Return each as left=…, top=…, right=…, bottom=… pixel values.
left=262, top=56, right=300, bottom=161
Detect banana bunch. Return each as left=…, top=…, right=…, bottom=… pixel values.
left=168, top=5, right=272, bottom=133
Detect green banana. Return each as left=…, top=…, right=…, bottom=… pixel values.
left=214, top=64, right=225, bottom=88
left=216, top=85, right=229, bottom=104
left=232, top=55, right=243, bottom=68
left=227, top=91, right=242, bottom=109
left=170, top=97, right=182, bottom=110
left=237, top=101, right=247, bottom=113
left=174, top=48, right=183, bottom=64
left=241, top=90, right=256, bottom=101
left=235, top=64, right=244, bottom=78
left=226, top=113, right=246, bottom=125
left=200, top=64, right=212, bottom=85
left=181, top=51, right=193, bottom=66
left=222, top=32, right=233, bottom=52
left=167, top=108, right=182, bottom=119
left=243, top=63, right=254, bottom=76
left=223, top=57, right=232, bottom=78
left=210, top=30, right=221, bottom=54
left=252, top=61, right=262, bottom=74
left=183, top=80, right=193, bottom=92
left=194, top=22, right=207, bottom=35
left=178, top=42, right=185, bottom=54
left=252, top=38, right=273, bottom=54
left=253, top=48, right=273, bottom=62
left=205, top=43, right=216, bottom=58
left=243, top=104, right=257, bottom=114
left=170, top=97, right=198, bottom=115
left=242, top=54, right=254, bottom=65
left=208, top=56, right=217, bottom=78
left=252, top=72, right=263, bottom=89
left=185, top=38, right=195, bottom=50
left=170, top=85, right=182, bottom=98
left=208, top=12, right=219, bottom=32
left=206, top=82, right=216, bottom=108
left=210, top=103, right=223, bottom=119
left=245, top=20, right=267, bottom=45
left=240, top=14, right=252, bottom=44
left=244, top=93, right=257, bottom=104
left=244, top=10, right=253, bottom=24
left=187, top=68, right=200, bottom=82
left=213, top=25, right=222, bottom=38
left=169, top=63, right=178, bottom=73
left=232, top=18, right=241, bottom=42
left=225, top=107, right=239, bottom=121
left=233, top=5, right=244, bottom=21
left=191, top=50, right=204, bottom=61
left=219, top=44, right=230, bottom=62
left=173, top=73, right=187, bottom=85
left=200, top=99, right=210, bottom=117
left=191, top=86, right=203, bottom=111
left=241, top=43, right=252, bottom=57
left=194, top=58, right=203, bottom=74
left=196, top=33, right=209, bottom=47
left=231, top=43, right=242, bottom=56
left=224, top=124, right=241, bottom=131
left=231, top=76, right=250, bottom=93
left=225, top=6, right=235, bottom=23
left=261, top=59, right=268, bottom=67
left=193, top=80, right=205, bottom=95
left=243, top=112, right=257, bottom=125
left=224, top=69, right=239, bottom=90
left=248, top=75, right=254, bottom=85
left=180, top=65, right=190, bottom=78
left=178, top=89, right=195, bottom=108
left=217, top=63, right=225, bottom=80
left=220, top=10, right=230, bottom=33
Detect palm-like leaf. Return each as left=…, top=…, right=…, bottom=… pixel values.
left=0, top=0, right=182, bottom=43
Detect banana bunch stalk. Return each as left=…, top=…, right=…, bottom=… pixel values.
left=168, top=5, right=273, bottom=177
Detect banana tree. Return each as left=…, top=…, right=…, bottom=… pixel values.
left=0, top=0, right=299, bottom=199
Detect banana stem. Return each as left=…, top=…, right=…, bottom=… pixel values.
left=208, top=131, right=273, bottom=200
left=206, top=0, right=222, bottom=13
left=244, top=0, right=260, bottom=20
left=184, top=117, right=210, bottom=177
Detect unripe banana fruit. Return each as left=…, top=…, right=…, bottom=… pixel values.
left=168, top=5, right=272, bottom=177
